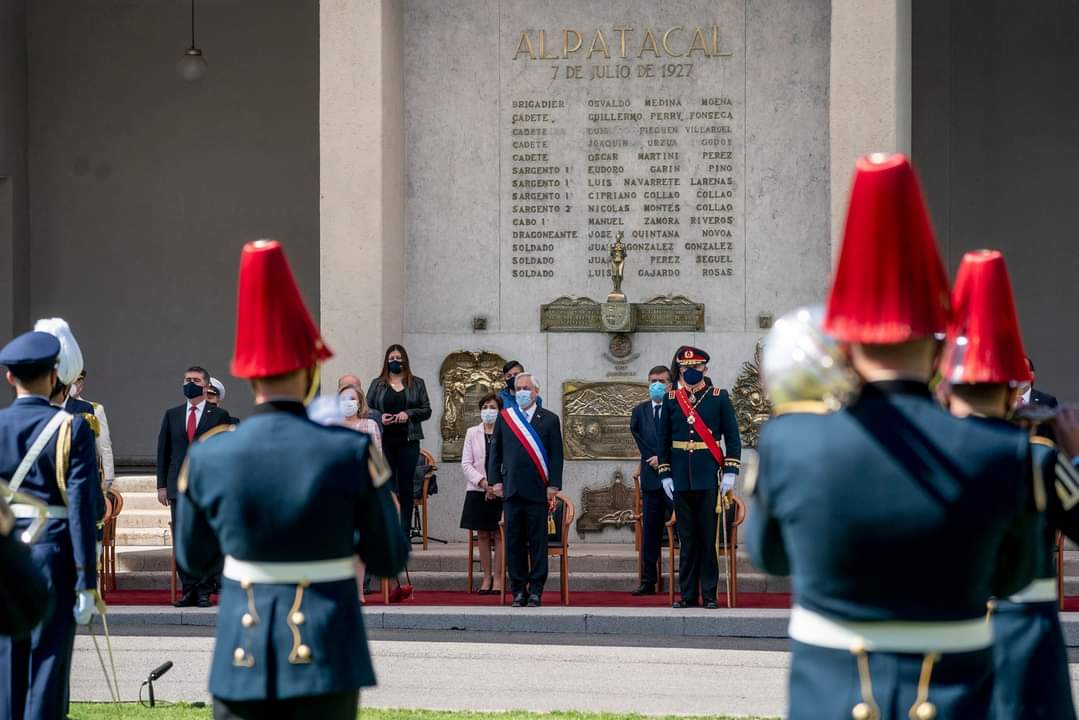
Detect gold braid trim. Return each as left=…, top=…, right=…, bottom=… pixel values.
left=850, top=644, right=880, bottom=720
left=55, top=414, right=73, bottom=506
left=80, top=412, right=101, bottom=437
left=907, top=653, right=940, bottom=720
left=1031, top=435, right=1057, bottom=449
left=287, top=582, right=313, bottom=664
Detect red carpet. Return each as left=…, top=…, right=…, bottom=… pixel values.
left=102, top=589, right=792, bottom=609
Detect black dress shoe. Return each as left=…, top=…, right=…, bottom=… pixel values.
left=672, top=599, right=696, bottom=609
left=704, top=600, right=719, bottom=610
left=526, top=594, right=541, bottom=607
left=631, top=583, right=656, bottom=596
left=511, top=593, right=526, bottom=607
left=173, top=592, right=197, bottom=608
left=197, top=594, right=213, bottom=608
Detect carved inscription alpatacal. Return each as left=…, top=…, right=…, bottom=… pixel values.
left=562, top=380, right=649, bottom=460
left=438, top=351, right=507, bottom=461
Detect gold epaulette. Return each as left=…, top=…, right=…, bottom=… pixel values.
left=55, top=413, right=73, bottom=505
left=772, top=400, right=832, bottom=417
left=80, top=411, right=101, bottom=437
left=179, top=424, right=237, bottom=494
left=1031, top=435, right=1057, bottom=450
left=667, top=390, right=677, bottom=400
left=713, top=387, right=722, bottom=396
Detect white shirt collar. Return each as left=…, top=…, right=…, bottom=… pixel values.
left=523, top=403, right=538, bottom=422
left=652, top=400, right=663, bottom=409
left=1022, top=388, right=1032, bottom=404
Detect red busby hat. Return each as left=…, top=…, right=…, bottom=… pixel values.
left=675, top=346, right=709, bottom=366
left=231, top=240, right=332, bottom=379
left=824, top=153, right=951, bottom=344
left=941, top=250, right=1031, bottom=386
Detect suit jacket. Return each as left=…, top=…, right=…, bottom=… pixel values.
left=0, top=396, right=99, bottom=591
left=366, top=377, right=431, bottom=442
left=1029, top=388, right=1059, bottom=442
left=156, top=402, right=233, bottom=497
left=176, top=401, right=409, bottom=700
left=461, top=423, right=490, bottom=492
left=746, top=380, right=1039, bottom=622
left=486, top=406, right=564, bottom=503
left=630, top=400, right=663, bottom=491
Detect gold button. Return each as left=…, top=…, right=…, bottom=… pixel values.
left=241, top=579, right=252, bottom=590
left=915, top=702, right=937, bottom=720
left=851, top=703, right=873, bottom=720
left=242, top=613, right=255, bottom=628
left=291, top=611, right=305, bottom=625
left=296, top=644, right=311, bottom=660
left=233, top=648, right=246, bottom=662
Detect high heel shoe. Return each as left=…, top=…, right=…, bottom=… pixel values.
left=478, top=579, right=494, bottom=595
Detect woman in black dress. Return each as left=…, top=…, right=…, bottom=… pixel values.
left=367, top=344, right=431, bottom=537
left=459, top=393, right=504, bottom=593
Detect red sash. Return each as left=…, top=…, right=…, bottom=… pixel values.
left=675, top=387, right=725, bottom=468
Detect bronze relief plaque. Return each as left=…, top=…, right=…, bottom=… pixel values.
left=562, top=380, right=649, bottom=460
left=438, top=351, right=507, bottom=461
left=730, top=341, right=772, bottom=448
left=576, top=469, right=636, bottom=534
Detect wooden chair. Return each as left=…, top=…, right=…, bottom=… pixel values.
left=500, top=493, right=575, bottom=606
left=667, top=494, right=747, bottom=607
left=415, top=449, right=438, bottom=550
left=99, top=488, right=123, bottom=593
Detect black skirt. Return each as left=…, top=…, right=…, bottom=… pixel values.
left=460, top=490, right=503, bottom=531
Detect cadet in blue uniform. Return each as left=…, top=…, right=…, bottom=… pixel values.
left=939, top=249, right=1079, bottom=720
left=0, top=327, right=101, bottom=720
left=747, top=155, right=1039, bottom=720
left=176, top=240, right=409, bottom=720
left=656, top=346, right=741, bottom=609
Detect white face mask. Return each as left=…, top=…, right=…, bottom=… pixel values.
left=340, top=399, right=359, bottom=418
left=480, top=408, right=499, bottom=425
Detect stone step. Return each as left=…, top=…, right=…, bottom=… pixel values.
left=116, top=527, right=171, bottom=546
left=119, top=492, right=166, bottom=512
left=113, top=475, right=157, bottom=493
left=116, top=509, right=172, bottom=530
left=112, top=569, right=791, bottom=593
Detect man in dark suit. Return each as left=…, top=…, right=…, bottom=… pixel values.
left=629, top=364, right=673, bottom=596
left=156, top=365, right=232, bottom=607
left=487, top=372, right=564, bottom=607
left=1018, top=356, right=1059, bottom=441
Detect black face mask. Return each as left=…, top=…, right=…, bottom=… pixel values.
left=183, top=381, right=204, bottom=399
left=506, top=377, right=516, bottom=392
left=388, top=360, right=404, bottom=374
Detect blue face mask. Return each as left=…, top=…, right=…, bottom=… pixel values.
left=515, top=389, right=534, bottom=408
left=682, top=368, right=704, bottom=386
left=649, top=381, right=667, bottom=402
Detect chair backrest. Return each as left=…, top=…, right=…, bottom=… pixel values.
left=556, top=493, right=575, bottom=550
left=731, top=494, right=747, bottom=526
left=415, top=449, right=438, bottom=498
left=632, top=469, right=641, bottom=515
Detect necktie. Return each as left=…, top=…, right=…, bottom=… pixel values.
left=187, top=406, right=197, bottom=441
left=654, top=404, right=661, bottom=427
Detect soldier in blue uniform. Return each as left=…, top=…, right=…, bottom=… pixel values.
left=746, top=154, right=1039, bottom=720
left=0, top=325, right=102, bottom=720
left=176, top=240, right=409, bottom=720
left=656, top=345, right=741, bottom=609
left=939, top=249, right=1079, bottom=720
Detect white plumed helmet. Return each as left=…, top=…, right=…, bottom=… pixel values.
left=32, top=317, right=84, bottom=386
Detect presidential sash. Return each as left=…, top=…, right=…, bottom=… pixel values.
left=675, top=388, right=725, bottom=469
left=501, top=406, right=549, bottom=486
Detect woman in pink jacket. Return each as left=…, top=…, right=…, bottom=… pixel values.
left=460, top=393, right=504, bottom=593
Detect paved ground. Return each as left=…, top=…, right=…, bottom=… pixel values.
left=71, top=625, right=1079, bottom=718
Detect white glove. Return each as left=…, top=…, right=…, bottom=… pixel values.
left=73, top=589, right=99, bottom=625
left=96, top=542, right=103, bottom=562
left=661, top=477, right=674, bottom=501
left=719, top=473, right=736, bottom=495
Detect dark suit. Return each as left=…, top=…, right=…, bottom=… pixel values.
left=0, top=396, right=98, bottom=720
left=486, top=405, right=564, bottom=596
left=746, top=381, right=1039, bottom=720
left=630, top=400, right=671, bottom=586
left=177, top=400, right=408, bottom=711
left=157, top=401, right=233, bottom=596
left=1027, top=388, right=1059, bottom=442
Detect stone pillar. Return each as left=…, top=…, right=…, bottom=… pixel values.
left=319, top=0, right=405, bottom=387
left=0, top=0, right=29, bottom=343
left=830, top=0, right=912, bottom=258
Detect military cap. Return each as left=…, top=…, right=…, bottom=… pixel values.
left=675, top=345, right=709, bottom=366
left=0, top=331, right=61, bottom=368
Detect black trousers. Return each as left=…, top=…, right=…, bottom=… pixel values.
left=673, top=488, right=718, bottom=604
left=503, top=496, right=548, bottom=596
left=213, top=690, right=359, bottom=720
left=383, top=439, right=420, bottom=541
left=170, top=501, right=216, bottom=596
left=640, top=488, right=673, bottom=586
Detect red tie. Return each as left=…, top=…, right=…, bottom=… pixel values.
left=187, top=406, right=197, bottom=441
